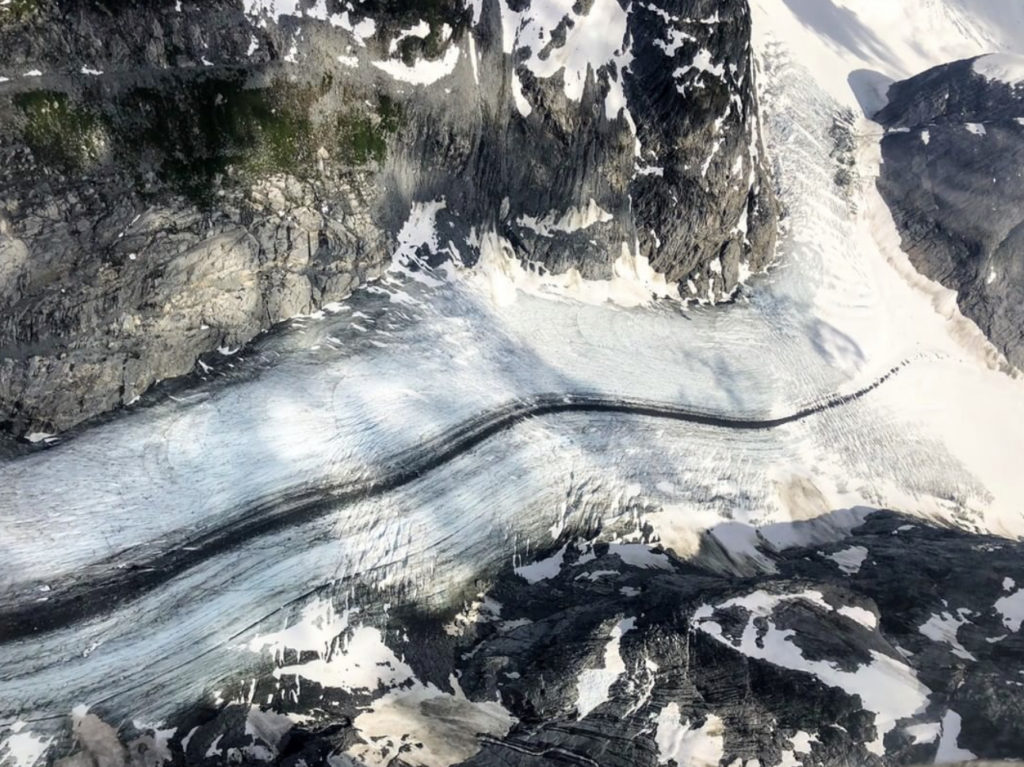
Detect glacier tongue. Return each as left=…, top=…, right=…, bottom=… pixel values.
left=2, top=0, right=1024, bottom=761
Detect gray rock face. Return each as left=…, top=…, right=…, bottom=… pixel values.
left=0, top=0, right=776, bottom=437
left=875, top=57, right=1024, bottom=369
left=48, top=511, right=1024, bottom=766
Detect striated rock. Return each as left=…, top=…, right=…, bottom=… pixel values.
left=875, top=54, right=1024, bottom=369
left=0, top=0, right=777, bottom=436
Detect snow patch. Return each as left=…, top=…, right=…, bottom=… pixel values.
left=608, top=543, right=672, bottom=570
left=468, top=231, right=679, bottom=308
left=499, top=0, right=629, bottom=103
left=510, top=71, right=532, bottom=116
left=388, top=20, right=430, bottom=55
left=1, top=723, right=51, bottom=767
left=349, top=682, right=514, bottom=767
left=935, top=709, right=976, bottom=762
left=246, top=597, right=514, bottom=765
left=246, top=1, right=375, bottom=44
left=973, top=53, right=1024, bottom=86
left=373, top=44, right=460, bottom=86
left=838, top=605, right=878, bottom=630
left=516, top=198, right=613, bottom=237
left=904, top=721, right=941, bottom=744
left=826, top=545, right=868, bottom=574
left=248, top=596, right=352, bottom=664
left=515, top=544, right=567, bottom=583
left=575, top=617, right=635, bottom=719
left=995, top=588, right=1024, bottom=632
left=693, top=590, right=929, bottom=755
left=654, top=703, right=725, bottom=767
left=778, top=730, right=817, bottom=767
left=919, top=610, right=976, bottom=661
left=389, top=199, right=449, bottom=283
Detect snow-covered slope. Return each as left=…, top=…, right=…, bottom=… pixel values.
left=752, top=0, right=1024, bottom=112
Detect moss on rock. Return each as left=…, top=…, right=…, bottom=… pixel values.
left=13, top=90, right=106, bottom=171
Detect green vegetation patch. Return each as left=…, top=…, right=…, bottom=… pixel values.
left=9, top=72, right=406, bottom=207
left=117, top=72, right=320, bottom=206
left=335, top=93, right=403, bottom=164
left=13, top=90, right=105, bottom=171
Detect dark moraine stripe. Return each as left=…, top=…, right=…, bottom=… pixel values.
left=0, top=360, right=910, bottom=642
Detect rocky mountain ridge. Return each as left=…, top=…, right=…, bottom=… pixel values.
left=0, top=0, right=777, bottom=437
left=41, top=511, right=1024, bottom=767
left=875, top=54, right=1024, bottom=370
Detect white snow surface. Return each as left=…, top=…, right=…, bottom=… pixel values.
left=838, top=605, right=878, bottom=629
left=514, top=544, right=567, bottom=583
left=778, top=730, right=817, bottom=767
left=654, top=703, right=725, bottom=767
left=607, top=543, right=673, bottom=570
left=919, top=610, right=976, bottom=660
left=994, top=588, right=1024, bottom=632
left=827, top=545, right=868, bottom=574
left=244, top=600, right=515, bottom=765
left=498, top=0, right=629, bottom=100
left=904, top=721, right=941, bottom=744
left=0, top=723, right=51, bottom=767
left=693, top=590, right=930, bottom=755
left=575, top=617, right=635, bottom=719
left=388, top=20, right=430, bottom=54
left=752, top=0, right=1024, bottom=112
left=468, top=230, right=680, bottom=307
left=246, top=0, right=376, bottom=44
left=973, top=52, right=1024, bottom=85
left=516, top=199, right=613, bottom=237
left=372, top=44, right=460, bottom=86
left=936, top=709, right=977, bottom=762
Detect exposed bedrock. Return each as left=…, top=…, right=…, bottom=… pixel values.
left=875, top=54, right=1024, bottom=369
left=36, top=511, right=1024, bottom=766
left=0, top=0, right=777, bottom=437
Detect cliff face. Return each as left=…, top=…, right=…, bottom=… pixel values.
left=875, top=55, right=1024, bottom=370
left=0, top=0, right=777, bottom=437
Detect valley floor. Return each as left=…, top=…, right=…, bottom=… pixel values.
left=2, top=1, right=1024, bottom=765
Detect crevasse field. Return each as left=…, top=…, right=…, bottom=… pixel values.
left=2, top=0, right=1024, bottom=765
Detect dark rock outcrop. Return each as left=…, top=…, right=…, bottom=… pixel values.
left=875, top=55, right=1024, bottom=369
left=48, top=511, right=1024, bottom=766
left=0, top=0, right=777, bottom=437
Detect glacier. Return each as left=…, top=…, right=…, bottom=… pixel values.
left=2, top=0, right=1024, bottom=764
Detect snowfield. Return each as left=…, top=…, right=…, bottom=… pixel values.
left=2, top=0, right=1024, bottom=763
